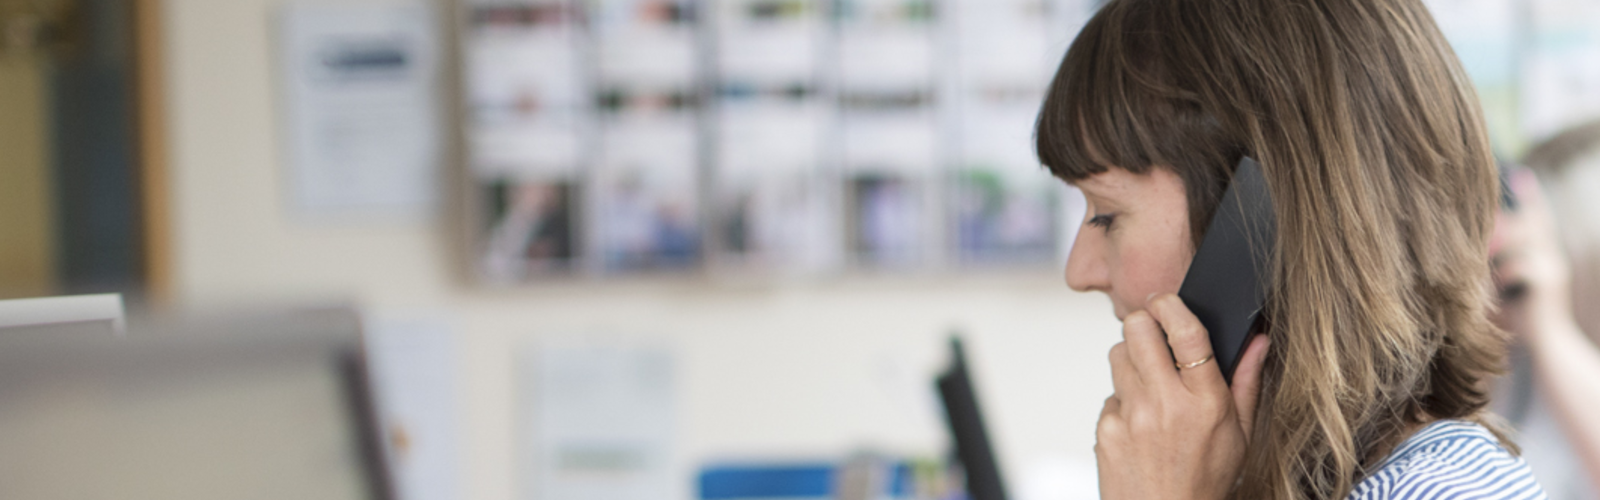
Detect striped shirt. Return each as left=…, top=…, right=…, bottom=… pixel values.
left=1346, top=420, right=1547, bottom=500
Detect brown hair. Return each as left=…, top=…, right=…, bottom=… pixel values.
left=1036, top=0, right=1508, bottom=498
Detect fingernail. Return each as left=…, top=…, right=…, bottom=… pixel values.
left=1146, top=292, right=1158, bottom=303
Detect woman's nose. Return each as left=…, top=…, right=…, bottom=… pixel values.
left=1065, top=234, right=1110, bottom=293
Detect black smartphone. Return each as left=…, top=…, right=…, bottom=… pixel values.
left=1176, top=157, right=1277, bottom=385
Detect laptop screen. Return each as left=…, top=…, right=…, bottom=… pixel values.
left=0, top=310, right=390, bottom=500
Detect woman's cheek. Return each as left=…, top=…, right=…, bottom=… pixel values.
left=1105, top=244, right=1140, bottom=316
left=1118, top=250, right=1187, bottom=312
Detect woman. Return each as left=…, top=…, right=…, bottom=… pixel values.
left=1033, top=0, right=1545, bottom=498
left=1491, top=121, right=1600, bottom=499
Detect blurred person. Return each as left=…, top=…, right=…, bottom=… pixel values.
left=1491, top=120, right=1600, bottom=499
left=1035, top=0, right=1543, bottom=498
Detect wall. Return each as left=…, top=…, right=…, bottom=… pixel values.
left=0, top=54, right=56, bottom=299
left=159, top=1, right=1118, bottom=499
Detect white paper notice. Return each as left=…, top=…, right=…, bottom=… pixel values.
left=524, top=340, right=678, bottom=500
left=280, top=2, right=441, bottom=217
left=364, top=315, right=463, bottom=500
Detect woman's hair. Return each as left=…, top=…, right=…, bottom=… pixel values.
left=1523, top=120, right=1600, bottom=335
left=1036, top=0, right=1507, bottom=498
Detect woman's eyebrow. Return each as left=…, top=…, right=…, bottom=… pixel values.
left=1073, top=178, right=1104, bottom=196
left=1079, top=190, right=1120, bottom=212
left=1075, top=178, right=1123, bottom=206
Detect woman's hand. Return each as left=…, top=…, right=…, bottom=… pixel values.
left=1096, top=294, right=1273, bottom=500
left=1490, top=169, right=1574, bottom=340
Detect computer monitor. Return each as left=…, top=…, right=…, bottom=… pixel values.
left=0, top=308, right=393, bottom=500
left=935, top=336, right=1008, bottom=500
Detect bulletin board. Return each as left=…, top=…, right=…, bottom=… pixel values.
left=458, top=0, right=1096, bottom=284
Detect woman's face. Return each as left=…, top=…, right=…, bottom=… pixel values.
left=1067, top=167, right=1195, bottom=320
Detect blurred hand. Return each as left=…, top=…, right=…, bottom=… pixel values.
left=1095, top=294, right=1272, bottom=500
left=1491, top=169, right=1574, bottom=340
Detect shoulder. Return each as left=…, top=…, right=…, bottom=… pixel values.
left=1346, top=420, right=1546, bottom=500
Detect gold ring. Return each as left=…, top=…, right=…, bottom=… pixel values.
left=1177, top=355, right=1214, bottom=370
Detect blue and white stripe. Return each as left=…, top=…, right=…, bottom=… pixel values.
left=1346, top=420, right=1547, bottom=499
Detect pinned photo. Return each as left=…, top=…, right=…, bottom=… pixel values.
left=833, top=0, right=935, bottom=24
left=847, top=174, right=924, bottom=267
left=591, top=0, right=698, bottom=28
left=741, top=0, right=812, bottom=23
left=481, top=179, right=580, bottom=281
left=470, top=4, right=579, bottom=29
left=951, top=169, right=1060, bottom=264
left=595, top=170, right=702, bottom=271
left=716, top=173, right=837, bottom=271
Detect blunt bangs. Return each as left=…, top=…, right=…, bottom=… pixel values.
left=1034, top=0, right=1240, bottom=188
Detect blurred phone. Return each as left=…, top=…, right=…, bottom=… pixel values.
left=1495, top=163, right=1529, bottom=302
left=1499, top=165, right=1520, bottom=212
left=1177, top=157, right=1277, bottom=385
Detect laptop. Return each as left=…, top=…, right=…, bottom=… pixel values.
left=0, top=308, right=394, bottom=500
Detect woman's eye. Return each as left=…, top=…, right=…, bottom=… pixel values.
left=1088, top=213, right=1116, bottom=229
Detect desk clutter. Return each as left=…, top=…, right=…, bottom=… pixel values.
left=465, top=0, right=1095, bottom=282
left=699, top=458, right=955, bottom=500
left=690, top=338, right=1015, bottom=500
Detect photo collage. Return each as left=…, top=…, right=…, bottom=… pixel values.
left=465, top=0, right=1096, bottom=282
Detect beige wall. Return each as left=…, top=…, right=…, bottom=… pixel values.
left=0, top=55, right=56, bottom=299
left=159, top=1, right=1117, bottom=499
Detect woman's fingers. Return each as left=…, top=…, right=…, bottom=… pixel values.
left=1122, top=310, right=1179, bottom=391
left=1096, top=395, right=1123, bottom=466
left=1100, top=395, right=1122, bottom=421
left=1109, top=341, right=1144, bottom=401
left=1145, top=294, right=1226, bottom=393
left=1230, top=334, right=1271, bottom=443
